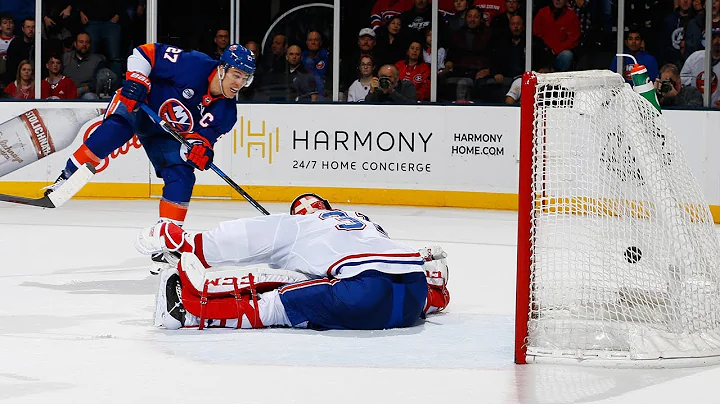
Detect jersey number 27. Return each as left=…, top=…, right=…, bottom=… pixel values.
left=163, top=47, right=183, bottom=63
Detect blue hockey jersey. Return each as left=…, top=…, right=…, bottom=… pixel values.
left=129, top=43, right=238, bottom=145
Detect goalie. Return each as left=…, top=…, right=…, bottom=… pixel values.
left=136, top=193, right=450, bottom=330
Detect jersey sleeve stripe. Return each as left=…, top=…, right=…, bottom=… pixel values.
left=137, top=43, right=157, bottom=67
left=326, top=252, right=423, bottom=277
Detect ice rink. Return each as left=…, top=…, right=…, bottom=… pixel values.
left=1, top=199, right=718, bottom=403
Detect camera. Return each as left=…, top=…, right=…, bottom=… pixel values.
left=379, top=77, right=392, bottom=89
left=658, top=79, right=674, bottom=94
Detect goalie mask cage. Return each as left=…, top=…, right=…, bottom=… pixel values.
left=515, top=70, right=720, bottom=368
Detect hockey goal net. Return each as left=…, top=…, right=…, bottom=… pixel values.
left=515, top=70, right=720, bottom=367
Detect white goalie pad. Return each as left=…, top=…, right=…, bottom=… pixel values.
left=179, top=253, right=312, bottom=296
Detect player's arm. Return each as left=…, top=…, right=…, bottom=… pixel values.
left=118, top=43, right=156, bottom=112
left=136, top=214, right=294, bottom=268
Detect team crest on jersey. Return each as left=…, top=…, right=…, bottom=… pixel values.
left=158, top=98, right=194, bottom=133
left=413, top=74, right=423, bottom=83
left=316, top=60, right=325, bottom=70
left=182, top=88, right=194, bottom=99
left=229, top=44, right=238, bottom=51
left=695, top=71, right=718, bottom=94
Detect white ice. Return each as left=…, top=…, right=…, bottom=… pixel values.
left=0, top=200, right=718, bottom=403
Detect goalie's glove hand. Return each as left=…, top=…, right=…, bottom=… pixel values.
left=119, top=71, right=151, bottom=112
left=181, top=134, right=214, bottom=171
left=135, top=221, right=193, bottom=256
left=419, top=246, right=450, bottom=314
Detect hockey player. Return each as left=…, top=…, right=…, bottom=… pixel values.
left=136, top=193, right=450, bottom=330
left=45, top=43, right=255, bottom=228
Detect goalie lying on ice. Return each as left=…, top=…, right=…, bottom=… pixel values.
left=137, top=193, right=450, bottom=330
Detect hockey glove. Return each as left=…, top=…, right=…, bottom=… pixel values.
left=181, top=134, right=214, bottom=170
left=119, top=71, right=151, bottom=112
left=136, top=220, right=193, bottom=256
left=420, top=246, right=450, bottom=314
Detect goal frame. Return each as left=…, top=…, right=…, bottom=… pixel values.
left=514, top=70, right=720, bottom=368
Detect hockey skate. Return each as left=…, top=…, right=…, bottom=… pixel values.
left=43, top=171, right=69, bottom=196
left=154, top=267, right=186, bottom=329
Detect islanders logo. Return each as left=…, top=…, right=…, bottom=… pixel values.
left=158, top=98, right=194, bottom=133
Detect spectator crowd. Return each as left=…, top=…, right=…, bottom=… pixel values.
left=0, top=0, right=717, bottom=108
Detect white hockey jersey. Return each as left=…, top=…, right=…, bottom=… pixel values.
left=680, top=50, right=720, bottom=107
left=199, top=211, right=425, bottom=279
left=0, top=34, right=14, bottom=60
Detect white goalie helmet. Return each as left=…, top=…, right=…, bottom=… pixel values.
left=290, top=193, right=333, bottom=215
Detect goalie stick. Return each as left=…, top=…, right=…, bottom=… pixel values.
left=140, top=104, right=270, bottom=215
left=0, top=163, right=96, bottom=208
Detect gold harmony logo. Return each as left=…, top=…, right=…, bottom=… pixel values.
left=234, top=117, right=280, bottom=164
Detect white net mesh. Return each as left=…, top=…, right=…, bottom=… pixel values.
left=525, top=70, right=720, bottom=364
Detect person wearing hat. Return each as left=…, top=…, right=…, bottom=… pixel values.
left=340, top=27, right=377, bottom=94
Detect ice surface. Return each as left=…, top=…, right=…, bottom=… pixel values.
left=0, top=200, right=717, bottom=403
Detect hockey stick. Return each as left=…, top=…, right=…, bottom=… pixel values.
left=0, top=163, right=96, bottom=208
left=140, top=103, right=270, bottom=215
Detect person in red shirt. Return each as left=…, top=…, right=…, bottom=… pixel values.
left=4, top=59, right=50, bottom=99
left=44, top=55, right=77, bottom=99
left=395, top=40, right=431, bottom=101
left=532, top=0, right=581, bottom=72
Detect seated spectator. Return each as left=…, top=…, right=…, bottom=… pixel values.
left=533, top=0, right=581, bottom=72
left=492, top=14, right=526, bottom=101
left=448, top=0, right=470, bottom=32
left=4, top=60, right=49, bottom=99
left=0, top=13, right=15, bottom=87
left=206, top=28, right=229, bottom=60
left=661, top=0, right=695, bottom=68
left=44, top=54, right=77, bottom=99
left=259, top=45, right=318, bottom=102
left=423, top=28, right=447, bottom=74
left=491, top=0, right=520, bottom=42
left=245, top=41, right=259, bottom=58
left=262, top=33, right=287, bottom=74
left=610, top=27, right=659, bottom=83
left=370, top=0, right=413, bottom=30
left=340, top=28, right=376, bottom=93
left=680, top=28, right=720, bottom=107
left=442, top=8, right=493, bottom=101
left=365, top=64, right=417, bottom=102
left=654, top=63, right=703, bottom=107
left=62, top=31, right=105, bottom=100
left=75, top=0, right=124, bottom=78
left=374, top=17, right=408, bottom=68
left=396, top=41, right=431, bottom=101
left=5, top=17, right=39, bottom=85
left=683, top=0, right=720, bottom=60
left=347, top=55, right=375, bottom=102
left=302, top=30, right=329, bottom=100
left=399, top=0, right=448, bottom=45
left=475, top=0, right=506, bottom=27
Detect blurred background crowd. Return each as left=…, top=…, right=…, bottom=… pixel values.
left=0, top=0, right=716, bottom=107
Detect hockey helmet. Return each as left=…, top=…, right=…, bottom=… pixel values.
left=290, top=193, right=332, bottom=215
left=220, top=44, right=256, bottom=87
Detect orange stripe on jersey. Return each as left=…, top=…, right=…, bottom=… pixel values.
left=138, top=43, right=156, bottom=67
left=72, top=144, right=102, bottom=166
left=278, top=278, right=340, bottom=294
left=159, top=199, right=188, bottom=225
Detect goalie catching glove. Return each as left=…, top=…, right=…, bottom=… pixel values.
left=119, top=71, right=151, bottom=112
left=181, top=134, right=214, bottom=170
left=420, top=246, right=450, bottom=314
